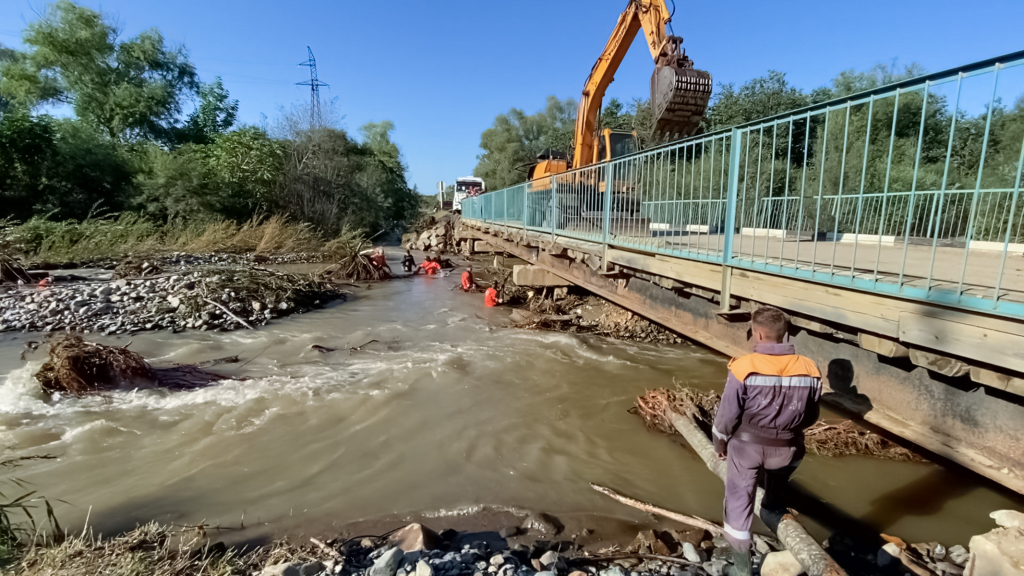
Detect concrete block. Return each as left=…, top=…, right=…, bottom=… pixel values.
left=965, top=526, right=1024, bottom=576
left=512, top=265, right=570, bottom=287
left=473, top=241, right=501, bottom=253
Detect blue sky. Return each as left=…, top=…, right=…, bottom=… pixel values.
left=2, top=0, right=1023, bottom=196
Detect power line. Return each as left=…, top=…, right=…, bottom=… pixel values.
left=296, top=46, right=329, bottom=128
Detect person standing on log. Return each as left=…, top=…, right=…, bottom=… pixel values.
left=712, top=306, right=821, bottom=576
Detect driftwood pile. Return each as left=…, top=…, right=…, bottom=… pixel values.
left=633, top=387, right=924, bottom=462
left=34, top=334, right=233, bottom=396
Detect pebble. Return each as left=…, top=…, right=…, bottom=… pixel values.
left=0, top=265, right=343, bottom=335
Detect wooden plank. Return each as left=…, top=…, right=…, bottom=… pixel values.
left=731, top=271, right=900, bottom=338
left=909, top=349, right=971, bottom=378
left=791, top=316, right=833, bottom=334
left=969, top=367, right=1024, bottom=398
left=899, top=312, right=1024, bottom=375
left=858, top=333, right=910, bottom=358
left=607, top=248, right=721, bottom=290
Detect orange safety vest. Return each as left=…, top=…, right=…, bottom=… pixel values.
left=484, top=287, right=499, bottom=307
left=461, top=271, right=473, bottom=290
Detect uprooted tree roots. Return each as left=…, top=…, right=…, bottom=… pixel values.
left=35, top=335, right=233, bottom=396
left=633, top=387, right=925, bottom=462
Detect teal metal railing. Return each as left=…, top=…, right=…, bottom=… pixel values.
left=462, top=50, right=1024, bottom=319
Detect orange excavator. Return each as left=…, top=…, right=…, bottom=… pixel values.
left=529, top=0, right=712, bottom=181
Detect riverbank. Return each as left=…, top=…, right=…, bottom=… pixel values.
left=0, top=247, right=1021, bottom=576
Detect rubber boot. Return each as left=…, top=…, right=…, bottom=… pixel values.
left=728, top=548, right=752, bottom=576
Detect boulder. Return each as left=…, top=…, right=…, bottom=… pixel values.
left=262, top=563, right=304, bottom=576
left=760, top=550, right=806, bottom=576
left=965, top=526, right=1024, bottom=576
left=388, top=523, right=440, bottom=552
left=369, top=547, right=405, bottom=576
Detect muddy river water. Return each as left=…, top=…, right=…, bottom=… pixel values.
left=0, top=270, right=1021, bottom=547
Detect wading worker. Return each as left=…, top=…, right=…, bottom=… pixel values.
left=461, top=266, right=479, bottom=291
left=712, top=306, right=821, bottom=576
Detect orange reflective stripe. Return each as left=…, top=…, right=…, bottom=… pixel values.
left=728, top=353, right=821, bottom=382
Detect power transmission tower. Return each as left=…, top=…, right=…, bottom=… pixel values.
left=297, top=46, right=329, bottom=128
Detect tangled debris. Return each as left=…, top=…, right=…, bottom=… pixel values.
left=35, top=335, right=152, bottom=395
left=34, top=334, right=232, bottom=396
left=510, top=291, right=683, bottom=345
left=0, top=266, right=345, bottom=334
left=633, top=387, right=925, bottom=462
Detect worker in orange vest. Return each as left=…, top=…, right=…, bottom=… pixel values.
left=712, top=306, right=821, bottom=576
left=484, top=284, right=501, bottom=307
left=460, top=266, right=479, bottom=291
left=414, top=256, right=441, bottom=276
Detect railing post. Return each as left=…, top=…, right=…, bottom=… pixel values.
left=550, top=176, right=557, bottom=239
left=503, top=188, right=508, bottom=226
left=720, top=128, right=742, bottom=310
left=524, top=183, right=529, bottom=229
left=602, top=162, right=614, bottom=272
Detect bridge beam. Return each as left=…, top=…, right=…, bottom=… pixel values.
left=464, top=222, right=1024, bottom=494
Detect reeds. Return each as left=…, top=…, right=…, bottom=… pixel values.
left=1, top=214, right=330, bottom=264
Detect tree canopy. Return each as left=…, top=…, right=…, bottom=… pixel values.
left=0, top=0, right=420, bottom=236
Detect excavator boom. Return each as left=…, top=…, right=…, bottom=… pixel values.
left=573, top=0, right=711, bottom=169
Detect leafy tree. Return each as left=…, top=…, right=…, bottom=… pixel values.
left=175, top=77, right=238, bottom=145
left=830, top=62, right=926, bottom=97
left=135, top=126, right=284, bottom=220
left=704, top=71, right=816, bottom=131
left=0, top=0, right=197, bottom=141
left=276, top=126, right=419, bottom=236
left=473, top=96, right=576, bottom=189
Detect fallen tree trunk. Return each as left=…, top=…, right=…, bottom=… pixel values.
left=666, top=407, right=846, bottom=576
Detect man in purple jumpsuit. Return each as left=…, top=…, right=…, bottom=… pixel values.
left=712, top=306, right=822, bottom=575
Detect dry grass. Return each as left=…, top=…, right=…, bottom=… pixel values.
left=633, top=387, right=926, bottom=462
left=12, top=523, right=259, bottom=576
left=2, top=214, right=330, bottom=264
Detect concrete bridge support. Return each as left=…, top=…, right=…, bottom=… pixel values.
left=457, top=223, right=1024, bottom=494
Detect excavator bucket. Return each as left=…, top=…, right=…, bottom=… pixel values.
left=651, top=60, right=712, bottom=139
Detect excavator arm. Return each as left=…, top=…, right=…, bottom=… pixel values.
left=572, top=0, right=711, bottom=169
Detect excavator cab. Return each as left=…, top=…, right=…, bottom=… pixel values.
left=527, top=148, right=569, bottom=181
left=596, top=129, right=639, bottom=164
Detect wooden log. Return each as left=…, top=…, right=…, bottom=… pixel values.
left=665, top=407, right=846, bottom=576
left=590, top=483, right=724, bottom=536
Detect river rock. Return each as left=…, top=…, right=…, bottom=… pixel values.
left=415, top=560, right=433, bottom=576
left=300, top=562, right=325, bottom=576
left=681, top=542, right=702, bottom=563
left=599, top=567, right=628, bottom=576
left=948, top=545, right=970, bottom=565
left=389, top=523, right=441, bottom=552
left=370, top=548, right=405, bottom=576
left=262, top=562, right=304, bottom=576
left=760, top=551, right=804, bottom=576
left=538, top=551, right=559, bottom=568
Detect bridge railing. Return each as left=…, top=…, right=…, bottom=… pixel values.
left=462, top=50, right=1024, bottom=319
